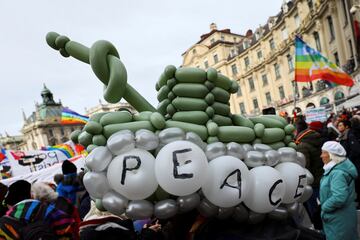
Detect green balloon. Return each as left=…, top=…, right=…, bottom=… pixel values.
left=150, top=112, right=166, bottom=130
left=95, top=199, right=107, bottom=211
left=164, top=65, right=177, bottom=79
left=70, top=130, right=82, bottom=143
left=207, top=68, right=218, bottom=82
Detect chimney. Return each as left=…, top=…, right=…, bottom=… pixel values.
left=210, top=23, right=217, bottom=31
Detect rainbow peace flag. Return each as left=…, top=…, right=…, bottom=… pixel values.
left=43, top=144, right=75, bottom=158
left=61, top=108, right=89, bottom=125
left=42, top=143, right=87, bottom=158
left=295, top=36, right=354, bottom=87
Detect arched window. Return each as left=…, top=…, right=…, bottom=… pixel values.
left=320, top=97, right=330, bottom=106
left=306, top=103, right=316, bottom=108
left=334, top=91, right=345, bottom=101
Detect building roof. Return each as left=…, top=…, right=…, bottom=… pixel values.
left=197, top=29, right=244, bottom=44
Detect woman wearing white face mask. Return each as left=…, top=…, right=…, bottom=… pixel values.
left=320, top=141, right=359, bottom=240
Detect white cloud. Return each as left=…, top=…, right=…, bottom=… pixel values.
left=0, top=0, right=283, bottom=135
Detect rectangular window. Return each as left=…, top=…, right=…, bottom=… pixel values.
left=237, top=86, right=242, bottom=96
left=294, top=13, right=300, bottom=29
left=262, top=74, right=268, bottom=86
left=49, top=129, right=54, bottom=137
left=269, top=38, right=275, bottom=50
left=274, top=63, right=281, bottom=79
left=244, top=57, right=250, bottom=69
left=341, top=0, right=348, bottom=25
left=281, top=27, right=288, bottom=40
left=239, top=102, right=246, bottom=114
left=213, top=54, right=219, bottom=64
left=253, top=98, right=259, bottom=109
left=243, top=41, right=249, bottom=49
left=221, top=35, right=225, bottom=41
left=334, top=52, right=340, bottom=66
left=266, top=92, right=272, bottom=105
left=231, top=49, right=236, bottom=56
left=279, top=86, right=285, bottom=99
left=327, top=16, right=335, bottom=41
left=204, top=60, right=209, bottom=69
left=60, top=128, right=65, bottom=136
left=287, top=54, right=294, bottom=72
left=231, top=64, right=238, bottom=75
left=248, top=77, right=255, bottom=91
left=210, top=38, right=215, bottom=44
left=257, top=50, right=263, bottom=60
left=313, top=32, right=321, bottom=51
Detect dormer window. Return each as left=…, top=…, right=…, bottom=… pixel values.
left=192, top=49, right=197, bottom=54
left=243, top=40, right=250, bottom=49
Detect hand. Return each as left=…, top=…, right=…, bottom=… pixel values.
left=145, top=220, right=162, bottom=232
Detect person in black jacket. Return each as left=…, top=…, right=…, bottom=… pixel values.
left=338, top=118, right=360, bottom=204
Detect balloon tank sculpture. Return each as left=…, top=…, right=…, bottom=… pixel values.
left=46, top=32, right=313, bottom=221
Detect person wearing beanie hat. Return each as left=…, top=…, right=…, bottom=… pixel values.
left=4, top=180, right=31, bottom=206
left=319, top=141, right=358, bottom=240
left=62, top=160, right=77, bottom=175
left=308, top=121, right=323, bottom=132
left=56, top=160, right=80, bottom=205
left=0, top=180, right=31, bottom=217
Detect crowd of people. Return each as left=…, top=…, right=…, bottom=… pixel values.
left=294, top=109, right=360, bottom=239
left=0, top=109, right=359, bottom=239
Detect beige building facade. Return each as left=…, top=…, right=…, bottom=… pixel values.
left=20, top=85, right=85, bottom=151
left=182, top=0, right=360, bottom=116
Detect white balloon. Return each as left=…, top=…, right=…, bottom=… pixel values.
left=226, top=142, right=246, bottom=160
left=244, top=166, right=285, bottom=213
left=155, top=141, right=208, bottom=196
left=83, top=171, right=110, bottom=199
left=278, top=147, right=297, bottom=163
left=275, top=162, right=307, bottom=203
left=305, top=169, right=314, bottom=185
left=296, top=152, right=306, bottom=168
left=242, top=144, right=253, bottom=152
left=202, top=156, right=250, bottom=208
left=85, top=146, right=113, bottom=172
left=253, top=143, right=272, bottom=153
left=244, top=151, right=265, bottom=168
left=107, top=130, right=135, bottom=155
left=158, top=128, right=185, bottom=144
left=107, top=149, right=158, bottom=200
left=206, top=142, right=226, bottom=161
left=264, top=150, right=280, bottom=167
left=135, top=129, right=159, bottom=150
left=186, top=132, right=207, bottom=150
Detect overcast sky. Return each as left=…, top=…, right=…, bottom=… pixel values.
left=0, top=0, right=283, bottom=135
